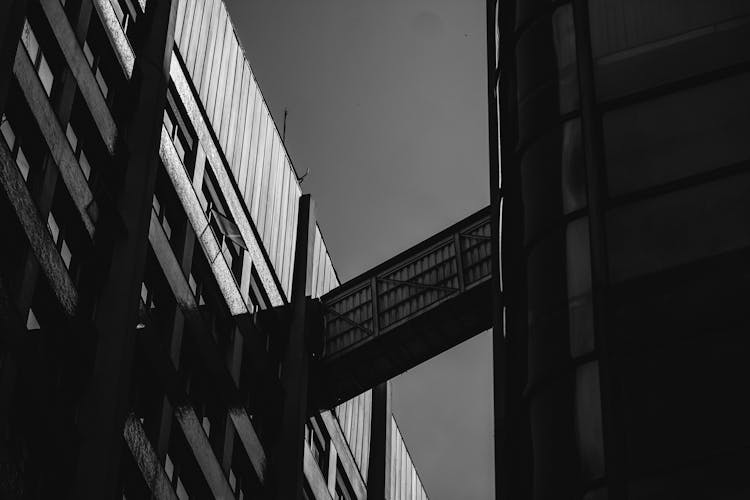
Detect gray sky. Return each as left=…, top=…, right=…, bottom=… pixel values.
left=225, top=1, right=493, bottom=498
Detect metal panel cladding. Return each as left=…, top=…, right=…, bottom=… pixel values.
left=172, top=0, right=341, bottom=302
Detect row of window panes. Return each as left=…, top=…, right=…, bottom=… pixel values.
left=164, top=454, right=189, bottom=500
left=152, top=194, right=173, bottom=240
left=65, top=123, right=92, bottom=181
left=21, top=20, right=54, bottom=97
left=47, top=212, right=73, bottom=270
left=163, top=108, right=190, bottom=164
left=1, top=115, right=31, bottom=182
left=82, top=39, right=110, bottom=100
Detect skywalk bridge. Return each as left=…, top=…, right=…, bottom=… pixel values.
left=311, top=206, right=496, bottom=409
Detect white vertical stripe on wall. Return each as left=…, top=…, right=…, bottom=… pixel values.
left=173, top=0, right=346, bottom=303
left=390, top=417, right=429, bottom=499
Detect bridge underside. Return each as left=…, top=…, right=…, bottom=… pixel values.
left=310, top=207, right=495, bottom=410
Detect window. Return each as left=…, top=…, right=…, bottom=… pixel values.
left=82, top=39, right=109, bottom=99
left=200, top=166, right=245, bottom=282
left=305, top=420, right=328, bottom=476
left=1, top=115, right=32, bottom=182
left=21, top=20, right=54, bottom=96
left=163, top=89, right=194, bottom=167
left=83, top=16, right=126, bottom=109
left=111, top=0, right=140, bottom=46
left=46, top=185, right=90, bottom=283
left=152, top=193, right=172, bottom=240
left=66, top=123, right=94, bottom=182
left=335, top=466, right=356, bottom=500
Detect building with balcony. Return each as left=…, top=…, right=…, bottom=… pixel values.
left=0, top=0, right=429, bottom=498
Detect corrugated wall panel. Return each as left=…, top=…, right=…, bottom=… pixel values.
left=225, top=54, right=244, bottom=171
left=185, top=0, right=202, bottom=74
left=174, top=0, right=186, bottom=43
left=198, top=0, right=220, bottom=101
left=390, top=417, right=429, bottom=500
left=205, top=6, right=226, bottom=122
left=172, top=0, right=347, bottom=304
left=192, top=0, right=212, bottom=85
left=215, top=32, right=235, bottom=144
left=245, top=88, right=262, bottom=207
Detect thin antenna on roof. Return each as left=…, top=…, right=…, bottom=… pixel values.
left=282, top=107, right=288, bottom=142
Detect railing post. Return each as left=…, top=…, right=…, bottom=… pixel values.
left=370, top=276, right=380, bottom=337
left=453, top=232, right=466, bottom=292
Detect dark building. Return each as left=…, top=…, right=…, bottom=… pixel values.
left=489, top=0, right=750, bottom=499
left=0, top=0, right=428, bottom=499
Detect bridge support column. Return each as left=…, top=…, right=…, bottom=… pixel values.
left=73, top=1, right=178, bottom=497
left=367, top=381, right=392, bottom=500
left=273, top=194, right=316, bottom=499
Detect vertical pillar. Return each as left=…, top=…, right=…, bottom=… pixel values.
left=367, top=381, right=392, bottom=500
left=273, top=194, right=316, bottom=499
left=571, top=1, right=624, bottom=497
left=73, top=1, right=178, bottom=498
left=0, top=0, right=26, bottom=116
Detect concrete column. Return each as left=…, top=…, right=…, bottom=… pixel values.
left=73, top=1, right=178, bottom=498
left=273, top=194, right=316, bottom=499
left=0, top=0, right=26, bottom=116
left=367, top=382, right=392, bottom=500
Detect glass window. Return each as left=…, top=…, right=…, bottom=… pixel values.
left=95, top=68, right=109, bottom=98
left=83, top=41, right=94, bottom=67
left=521, top=119, right=586, bottom=244
left=566, top=218, right=594, bottom=358
left=516, top=5, right=578, bottom=141
left=1, top=116, right=16, bottom=149
left=16, top=148, right=30, bottom=181
left=79, top=151, right=91, bottom=180
left=605, top=73, right=750, bottom=197
left=22, top=21, right=54, bottom=97
left=65, top=123, right=78, bottom=151
left=21, top=22, right=40, bottom=62
left=26, top=309, right=40, bottom=331
left=588, top=0, right=750, bottom=59
left=60, top=240, right=72, bottom=269
left=607, top=171, right=750, bottom=282
left=48, top=212, right=60, bottom=241
left=38, top=57, right=53, bottom=96
left=589, top=1, right=750, bottom=99
left=575, top=361, right=605, bottom=481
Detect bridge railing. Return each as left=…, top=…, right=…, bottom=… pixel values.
left=321, top=208, right=492, bottom=360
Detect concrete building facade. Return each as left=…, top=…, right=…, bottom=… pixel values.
left=0, top=0, right=428, bottom=498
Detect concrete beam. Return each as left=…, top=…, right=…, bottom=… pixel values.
left=228, top=408, right=267, bottom=484
left=148, top=210, right=268, bottom=483
left=321, top=411, right=367, bottom=500
left=0, top=139, right=78, bottom=315
left=123, top=413, right=179, bottom=500
left=158, top=127, right=249, bottom=316
left=304, top=444, right=333, bottom=500
left=168, top=57, right=285, bottom=306
left=91, top=0, right=134, bottom=78
left=174, top=405, right=235, bottom=500
left=13, top=44, right=97, bottom=237
left=41, top=0, right=118, bottom=153
left=0, top=0, right=26, bottom=116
